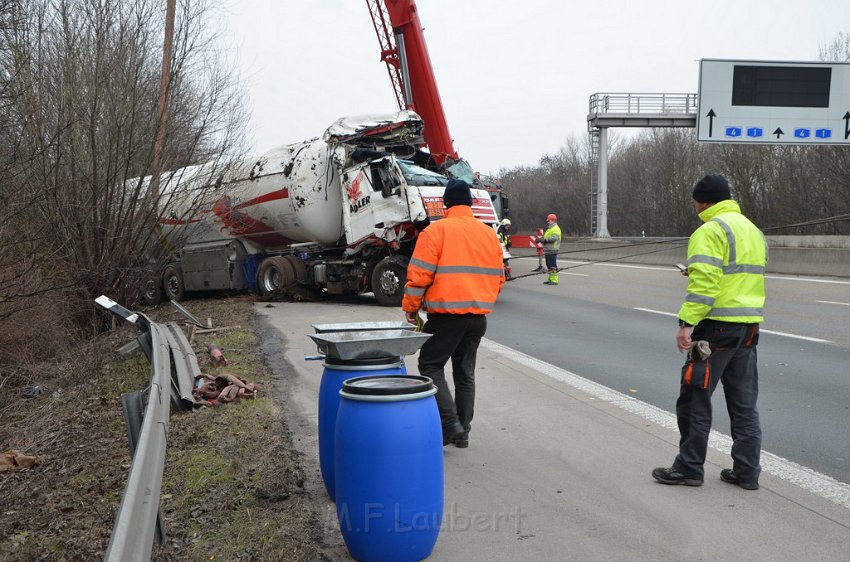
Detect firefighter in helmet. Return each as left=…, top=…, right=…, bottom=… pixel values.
left=497, top=218, right=512, bottom=249
left=497, top=218, right=512, bottom=280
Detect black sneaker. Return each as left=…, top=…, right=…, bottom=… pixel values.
left=652, top=466, right=703, bottom=486
left=720, top=468, right=759, bottom=490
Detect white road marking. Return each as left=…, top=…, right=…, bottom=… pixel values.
left=561, top=260, right=680, bottom=273
left=564, top=260, right=850, bottom=285
left=817, top=300, right=850, bottom=307
left=766, top=275, right=850, bottom=285
left=633, top=307, right=832, bottom=344
left=481, top=338, right=850, bottom=511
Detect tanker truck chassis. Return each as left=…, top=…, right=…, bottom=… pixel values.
left=150, top=239, right=411, bottom=306
left=143, top=112, right=498, bottom=307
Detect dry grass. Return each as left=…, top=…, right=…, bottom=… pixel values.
left=0, top=295, right=332, bottom=561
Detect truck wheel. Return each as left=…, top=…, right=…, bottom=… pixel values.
left=282, top=255, right=307, bottom=282
left=371, top=255, right=409, bottom=307
left=140, top=274, right=164, bottom=306
left=163, top=265, right=186, bottom=301
left=257, top=256, right=295, bottom=297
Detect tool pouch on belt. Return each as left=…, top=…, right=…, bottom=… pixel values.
left=679, top=324, right=760, bottom=388
left=681, top=342, right=711, bottom=388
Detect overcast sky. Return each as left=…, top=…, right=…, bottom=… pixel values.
left=222, top=0, right=850, bottom=176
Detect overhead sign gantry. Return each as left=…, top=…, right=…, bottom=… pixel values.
left=697, top=59, right=850, bottom=144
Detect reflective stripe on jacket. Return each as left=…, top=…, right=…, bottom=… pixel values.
left=542, top=223, right=561, bottom=254
left=678, top=200, right=767, bottom=326
left=402, top=205, right=505, bottom=314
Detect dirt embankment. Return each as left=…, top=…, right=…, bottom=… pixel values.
left=1, top=296, right=337, bottom=561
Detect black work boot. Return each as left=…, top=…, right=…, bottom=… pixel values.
left=442, top=421, right=465, bottom=447
left=720, top=468, right=759, bottom=490
left=453, top=428, right=469, bottom=448
left=651, top=466, right=703, bottom=486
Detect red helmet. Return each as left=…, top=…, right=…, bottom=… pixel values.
left=546, top=213, right=557, bottom=222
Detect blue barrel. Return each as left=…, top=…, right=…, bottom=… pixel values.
left=319, top=356, right=406, bottom=501
left=335, top=376, right=442, bottom=562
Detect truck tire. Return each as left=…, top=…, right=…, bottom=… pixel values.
left=163, top=265, right=186, bottom=302
left=140, top=271, right=164, bottom=306
left=371, top=255, right=409, bottom=307
left=257, top=256, right=295, bottom=297
left=282, top=255, right=307, bottom=282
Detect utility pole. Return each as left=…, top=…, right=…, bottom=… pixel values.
left=149, top=0, right=176, bottom=200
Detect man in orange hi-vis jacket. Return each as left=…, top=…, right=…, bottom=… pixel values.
left=403, top=179, right=505, bottom=448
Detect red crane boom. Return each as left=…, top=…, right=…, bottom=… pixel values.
left=365, top=0, right=458, bottom=165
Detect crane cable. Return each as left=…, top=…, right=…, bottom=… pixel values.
left=507, top=237, right=688, bottom=281
left=505, top=212, right=850, bottom=281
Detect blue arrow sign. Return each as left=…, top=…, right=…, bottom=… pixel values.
left=815, top=128, right=832, bottom=139
left=746, top=127, right=763, bottom=138
left=794, top=128, right=811, bottom=138
left=725, top=127, right=742, bottom=137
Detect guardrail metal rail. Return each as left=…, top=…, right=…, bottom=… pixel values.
left=95, top=297, right=199, bottom=562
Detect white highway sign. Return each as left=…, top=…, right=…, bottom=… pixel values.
left=697, top=59, right=850, bottom=145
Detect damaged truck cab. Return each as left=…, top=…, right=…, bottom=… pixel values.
left=147, top=111, right=498, bottom=307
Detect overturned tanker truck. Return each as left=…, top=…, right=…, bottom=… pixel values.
left=144, top=111, right=498, bottom=307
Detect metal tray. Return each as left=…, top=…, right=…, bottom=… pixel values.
left=312, top=321, right=415, bottom=334
left=307, top=329, right=431, bottom=360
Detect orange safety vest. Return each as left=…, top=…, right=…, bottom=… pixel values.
left=403, top=205, right=505, bottom=314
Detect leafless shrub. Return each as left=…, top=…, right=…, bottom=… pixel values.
left=0, top=0, right=246, bottom=362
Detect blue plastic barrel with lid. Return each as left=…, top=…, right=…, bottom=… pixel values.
left=335, top=375, right=442, bottom=562
left=318, top=356, right=406, bottom=501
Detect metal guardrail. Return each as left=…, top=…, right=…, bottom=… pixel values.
left=94, top=298, right=202, bottom=562
left=588, top=92, right=698, bottom=116
left=105, top=315, right=170, bottom=562
left=164, top=322, right=204, bottom=410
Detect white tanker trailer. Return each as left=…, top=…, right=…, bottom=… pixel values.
left=145, top=111, right=498, bottom=306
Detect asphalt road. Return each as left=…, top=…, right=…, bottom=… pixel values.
left=255, top=279, right=850, bottom=561
left=490, top=258, right=850, bottom=484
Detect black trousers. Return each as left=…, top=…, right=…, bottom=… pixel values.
left=673, top=321, right=762, bottom=482
left=417, top=313, right=487, bottom=434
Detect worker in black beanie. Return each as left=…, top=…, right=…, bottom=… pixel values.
left=653, top=172, right=767, bottom=490
left=692, top=174, right=731, bottom=203
left=403, top=177, right=505, bottom=449
left=442, top=179, right=473, bottom=207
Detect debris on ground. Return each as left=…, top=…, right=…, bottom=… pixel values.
left=207, top=343, right=229, bottom=366
left=192, top=372, right=258, bottom=406
left=0, top=450, right=41, bottom=472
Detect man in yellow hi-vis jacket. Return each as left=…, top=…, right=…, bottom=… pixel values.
left=536, top=214, right=561, bottom=285
left=653, top=174, right=767, bottom=491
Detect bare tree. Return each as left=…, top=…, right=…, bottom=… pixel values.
left=608, top=129, right=703, bottom=236
left=819, top=32, right=850, bottom=62
left=0, top=0, right=246, bottom=360
left=500, top=134, right=592, bottom=235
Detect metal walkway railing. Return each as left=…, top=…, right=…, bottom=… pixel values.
left=588, top=92, right=698, bottom=120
